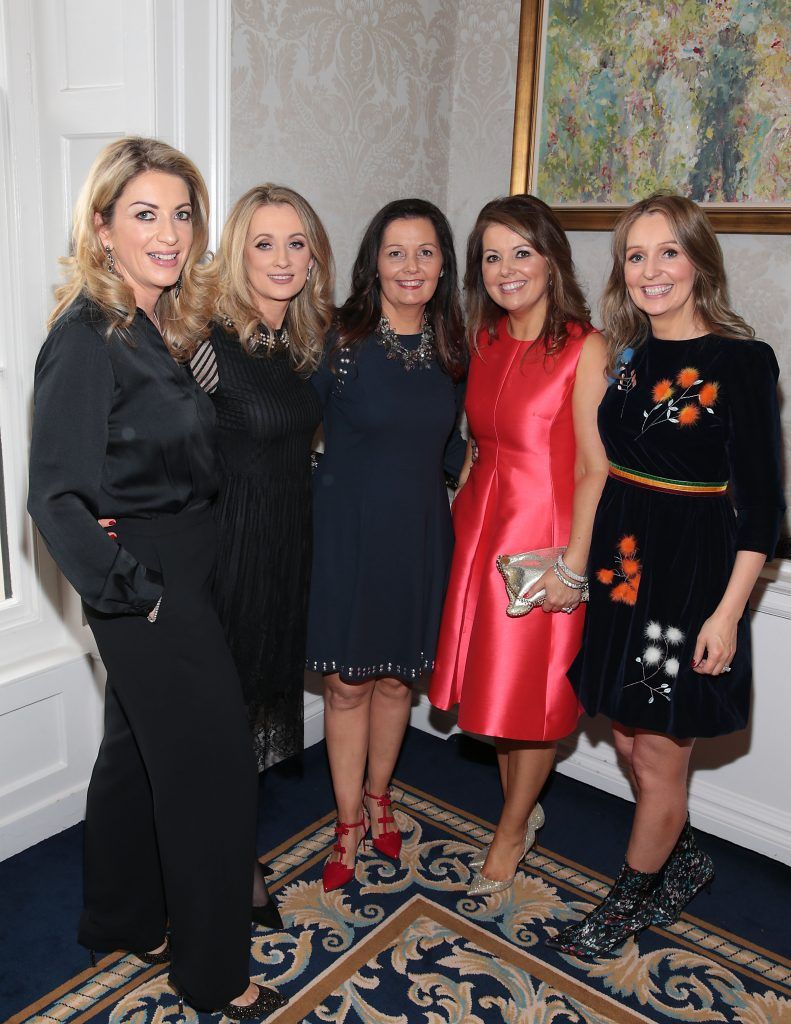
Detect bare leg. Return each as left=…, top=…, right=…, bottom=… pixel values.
left=612, top=721, right=637, bottom=795
left=494, top=739, right=509, bottom=797
left=364, top=676, right=412, bottom=839
left=323, top=673, right=374, bottom=865
left=481, top=741, right=556, bottom=882
left=624, top=729, right=694, bottom=872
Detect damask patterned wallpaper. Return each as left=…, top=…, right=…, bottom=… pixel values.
left=230, top=0, right=789, bottom=530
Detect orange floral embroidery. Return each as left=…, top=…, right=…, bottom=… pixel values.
left=651, top=379, right=674, bottom=403
left=597, top=536, right=642, bottom=605
left=678, top=404, right=701, bottom=427
left=699, top=382, right=719, bottom=407
left=676, top=367, right=700, bottom=388
left=640, top=372, right=719, bottom=436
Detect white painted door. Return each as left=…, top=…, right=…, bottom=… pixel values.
left=0, top=0, right=230, bottom=859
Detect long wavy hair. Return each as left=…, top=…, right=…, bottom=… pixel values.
left=49, top=136, right=215, bottom=360
left=465, top=194, right=591, bottom=356
left=216, top=184, right=334, bottom=374
left=601, top=191, right=754, bottom=371
left=332, top=198, right=466, bottom=380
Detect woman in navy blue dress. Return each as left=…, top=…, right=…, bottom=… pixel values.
left=305, top=199, right=467, bottom=891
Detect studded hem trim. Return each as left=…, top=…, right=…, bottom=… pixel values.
left=306, top=657, right=433, bottom=682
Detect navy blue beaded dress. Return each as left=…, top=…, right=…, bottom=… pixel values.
left=569, top=333, right=785, bottom=738
left=306, top=332, right=466, bottom=683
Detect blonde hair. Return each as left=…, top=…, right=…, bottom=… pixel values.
left=48, top=136, right=215, bottom=361
left=216, top=184, right=334, bottom=374
left=465, top=195, right=590, bottom=356
left=601, top=191, right=754, bottom=371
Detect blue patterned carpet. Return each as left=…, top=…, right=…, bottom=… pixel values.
left=6, top=773, right=790, bottom=1024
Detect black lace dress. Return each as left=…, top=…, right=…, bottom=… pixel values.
left=193, top=322, right=322, bottom=767
left=569, top=333, right=785, bottom=738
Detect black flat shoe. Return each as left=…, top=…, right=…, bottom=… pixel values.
left=251, top=900, right=284, bottom=931
left=170, top=977, right=288, bottom=1021
left=90, top=937, right=170, bottom=968
left=220, top=984, right=288, bottom=1020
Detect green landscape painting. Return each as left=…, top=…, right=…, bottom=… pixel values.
left=536, top=0, right=789, bottom=205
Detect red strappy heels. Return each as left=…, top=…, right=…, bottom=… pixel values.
left=364, top=788, right=402, bottom=860
left=322, top=816, right=368, bottom=892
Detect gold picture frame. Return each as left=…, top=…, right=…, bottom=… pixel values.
left=510, top=0, right=791, bottom=234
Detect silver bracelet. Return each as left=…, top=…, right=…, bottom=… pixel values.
left=557, top=551, right=587, bottom=584
left=552, top=563, right=587, bottom=590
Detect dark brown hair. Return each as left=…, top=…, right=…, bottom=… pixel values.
left=332, top=198, right=466, bottom=380
left=465, top=194, right=591, bottom=355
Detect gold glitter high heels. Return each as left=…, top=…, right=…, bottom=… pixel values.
left=468, top=802, right=545, bottom=871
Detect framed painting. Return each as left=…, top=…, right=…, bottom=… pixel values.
left=511, top=0, right=791, bottom=233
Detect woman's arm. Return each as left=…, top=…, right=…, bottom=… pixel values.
left=455, top=437, right=475, bottom=494
left=527, top=331, right=610, bottom=611
left=27, top=322, right=163, bottom=615
left=692, top=551, right=765, bottom=674
left=693, top=341, right=785, bottom=675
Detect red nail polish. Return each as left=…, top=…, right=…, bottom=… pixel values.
left=690, top=659, right=697, bottom=667
left=108, top=519, right=116, bottom=525
left=109, top=533, right=117, bottom=539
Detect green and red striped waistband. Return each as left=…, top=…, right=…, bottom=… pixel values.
left=608, top=462, right=728, bottom=496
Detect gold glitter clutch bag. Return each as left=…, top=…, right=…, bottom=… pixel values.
left=496, top=547, right=589, bottom=617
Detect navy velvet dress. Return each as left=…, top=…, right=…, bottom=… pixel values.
left=305, top=332, right=466, bottom=684
left=569, top=333, right=785, bottom=738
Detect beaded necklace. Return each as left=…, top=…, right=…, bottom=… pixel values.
left=375, top=314, right=435, bottom=371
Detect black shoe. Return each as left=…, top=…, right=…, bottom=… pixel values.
left=546, top=861, right=661, bottom=956
left=650, top=820, right=714, bottom=926
left=134, top=937, right=171, bottom=965
left=220, top=984, right=289, bottom=1020
left=90, top=937, right=170, bottom=968
left=251, top=899, right=284, bottom=930
left=169, top=977, right=288, bottom=1021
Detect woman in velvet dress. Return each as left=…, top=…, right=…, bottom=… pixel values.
left=549, top=193, right=785, bottom=957
left=305, top=198, right=467, bottom=892
left=429, top=195, right=610, bottom=896
left=190, top=184, right=334, bottom=927
left=28, top=138, right=285, bottom=1018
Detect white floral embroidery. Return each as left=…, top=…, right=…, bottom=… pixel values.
left=626, top=622, right=686, bottom=704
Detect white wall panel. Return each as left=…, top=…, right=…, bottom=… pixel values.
left=59, top=0, right=124, bottom=90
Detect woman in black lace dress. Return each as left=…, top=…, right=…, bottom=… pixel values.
left=191, top=184, right=333, bottom=924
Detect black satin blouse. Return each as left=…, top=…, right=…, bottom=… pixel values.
left=28, top=296, right=217, bottom=615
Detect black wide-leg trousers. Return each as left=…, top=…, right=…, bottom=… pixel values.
left=80, top=508, right=258, bottom=1011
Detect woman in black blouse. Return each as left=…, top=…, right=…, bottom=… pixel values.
left=28, top=138, right=285, bottom=1019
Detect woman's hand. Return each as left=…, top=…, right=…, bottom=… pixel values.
left=525, top=567, right=581, bottom=614
left=98, top=517, right=117, bottom=539
left=692, top=610, right=738, bottom=675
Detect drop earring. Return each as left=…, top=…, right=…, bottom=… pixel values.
left=306, top=264, right=313, bottom=281
left=104, top=245, right=115, bottom=274
left=174, top=275, right=182, bottom=298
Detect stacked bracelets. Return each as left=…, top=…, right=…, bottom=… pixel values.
left=552, top=551, right=589, bottom=591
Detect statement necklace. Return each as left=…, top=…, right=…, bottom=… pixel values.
left=226, top=317, right=289, bottom=353
left=375, top=313, right=435, bottom=371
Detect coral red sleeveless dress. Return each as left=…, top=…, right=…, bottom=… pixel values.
left=429, top=318, right=589, bottom=741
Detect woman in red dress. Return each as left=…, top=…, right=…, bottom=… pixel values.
left=429, top=195, right=610, bottom=895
